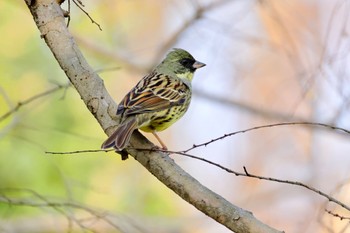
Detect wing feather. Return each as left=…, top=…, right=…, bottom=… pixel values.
left=117, top=72, right=188, bottom=117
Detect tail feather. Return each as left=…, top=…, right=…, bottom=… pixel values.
left=101, top=117, right=138, bottom=150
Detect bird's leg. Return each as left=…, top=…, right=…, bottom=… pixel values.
left=151, top=131, right=168, bottom=150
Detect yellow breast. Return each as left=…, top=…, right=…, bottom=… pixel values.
left=139, top=102, right=190, bottom=132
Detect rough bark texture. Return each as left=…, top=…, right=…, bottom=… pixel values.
left=24, top=0, right=284, bottom=232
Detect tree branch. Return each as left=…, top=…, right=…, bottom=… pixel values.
left=24, top=0, right=283, bottom=232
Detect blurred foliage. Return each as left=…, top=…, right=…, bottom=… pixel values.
left=0, top=1, right=184, bottom=231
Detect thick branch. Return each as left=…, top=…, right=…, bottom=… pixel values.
left=24, top=1, right=283, bottom=232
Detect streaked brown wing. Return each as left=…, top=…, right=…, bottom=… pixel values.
left=118, top=72, right=188, bottom=117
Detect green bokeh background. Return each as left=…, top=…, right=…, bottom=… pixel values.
left=0, top=1, right=187, bottom=232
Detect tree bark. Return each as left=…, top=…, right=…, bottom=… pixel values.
left=24, top=0, right=283, bottom=232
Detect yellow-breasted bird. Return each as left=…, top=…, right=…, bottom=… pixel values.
left=101, top=48, right=205, bottom=151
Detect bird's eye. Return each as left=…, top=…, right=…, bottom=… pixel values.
left=180, top=58, right=193, bottom=67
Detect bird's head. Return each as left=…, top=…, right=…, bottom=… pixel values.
left=157, top=48, right=205, bottom=81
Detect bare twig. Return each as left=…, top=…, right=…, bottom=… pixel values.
left=163, top=149, right=350, bottom=212
left=170, top=151, right=350, bottom=212
left=46, top=148, right=110, bottom=154
left=183, top=122, right=350, bottom=153
left=45, top=121, right=350, bottom=155
left=72, top=0, right=102, bottom=31
left=326, top=209, right=350, bottom=221
left=67, top=0, right=71, bottom=27
left=45, top=146, right=350, bottom=213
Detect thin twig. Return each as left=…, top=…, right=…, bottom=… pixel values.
left=72, top=0, right=102, bottom=31
left=326, top=209, right=350, bottom=221
left=46, top=148, right=111, bottom=155
left=183, top=122, right=350, bottom=153
left=170, top=151, right=350, bottom=212
left=67, top=0, right=71, bottom=27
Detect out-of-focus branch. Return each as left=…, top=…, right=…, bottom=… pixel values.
left=194, top=90, right=350, bottom=138
left=194, top=89, right=301, bottom=121
left=75, top=35, right=148, bottom=73
left=23, top=0, right=282, bottom=232
left=0, top=83, right=70, bottom=123
left=0, top=188, right=144, bottom=233
left=155, top=0, right=232, bottom=56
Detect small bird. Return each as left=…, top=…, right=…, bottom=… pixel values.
left=101, top=48, right=205, bottom=151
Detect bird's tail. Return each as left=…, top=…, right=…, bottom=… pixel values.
left=101, top=117, right=138, bottom=150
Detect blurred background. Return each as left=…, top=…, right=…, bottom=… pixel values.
left=1, top=0, right=350, bottom=232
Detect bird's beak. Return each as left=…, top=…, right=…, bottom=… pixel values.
left=192, top=61, right=206, bottom=69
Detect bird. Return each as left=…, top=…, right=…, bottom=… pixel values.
left=101, top=48, right=205, bottom=151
